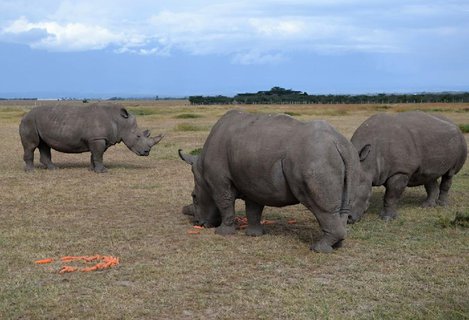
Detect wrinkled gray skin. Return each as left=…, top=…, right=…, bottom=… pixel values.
left=351, top=111, right=467, bottom=220
left=179, top=110, right=370, bottom=253
left=19, top=103, right=164, bottom=173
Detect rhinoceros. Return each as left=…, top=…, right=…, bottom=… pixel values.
left=351, top=111, right=467, bottom=220
left=19, top=103, right=164, bottom=173
left=179, top=110, right=370, bottom=253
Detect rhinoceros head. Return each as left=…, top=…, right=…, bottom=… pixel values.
left=118, top=108, right=164, bottom=156
left=348, top=144, right=373, bottom=224
left=178, top=149, right=222, bottom=228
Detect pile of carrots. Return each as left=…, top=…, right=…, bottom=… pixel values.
left=34, top=255, right=119, bottom=273
left=187, top=216, right=297, bottom=234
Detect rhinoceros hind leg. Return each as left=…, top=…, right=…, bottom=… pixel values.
left=38, top=142, right=57, bottom=170
left=422, top=179, right=439, bottom=207
left=245, top=200, right=265, bottom=237
left=437, top=173, right=453, bottom=206
left=380, top=173, right=409, bottom=220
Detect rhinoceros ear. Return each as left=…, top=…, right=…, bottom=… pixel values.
left=358, top=144, right=371, bottom=161
left=178, top=149, right=197, bottom=165
left=120, top=108, right=129, bottom=119
left=143, top=129, right=151, bottom=138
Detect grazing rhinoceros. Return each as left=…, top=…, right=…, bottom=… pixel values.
left=179, top=110, right=370, bottom=253
left=19, top=103, right=164, bottom=173
left=351, top=111, right=467, bottom=220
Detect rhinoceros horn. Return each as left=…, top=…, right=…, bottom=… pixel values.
left=148, top=132, right=164, bottom=146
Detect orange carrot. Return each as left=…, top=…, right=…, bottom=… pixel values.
left=34, top=258, right=54, bottom=264
left=287, top=219, right=297, bottom=224
left=193, top=225, right=204, bottom=229
left=188, top=230, right=200, bottom=234
left=35, top=255, right=119, bottom=273
left=59, top=266, right=78, bottom=274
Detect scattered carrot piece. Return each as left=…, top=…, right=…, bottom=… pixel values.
left=287, top=219, right=297, bottom=224
left=234, top=216, right=249, bottom=229
left=34, top=258, right=54, bottom=264
left=261, top=220, right=276, bottom=225
left=188, top=230, right=200, bottom=234
left=193, top=225, right=204, bottom=229
left=59, top=266, right=78, bottom=274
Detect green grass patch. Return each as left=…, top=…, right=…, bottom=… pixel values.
left=175, top=123, right=205, bottom=131
left=310, top=109, right=348, bottom=116
left=373, top=105, right=392, bottom=111
left=0, top=108, right=27, bottom=121
left=189, top=148, right=203, bottom=156
left=284, top=111, right=302, bottom=117
left=459, top=124, right=469, bottom=133
left=437, top=211, right=469, bottom=228
left=127, top=107, right=160, bottom=116
left=175, top=113, right=203, bottom=119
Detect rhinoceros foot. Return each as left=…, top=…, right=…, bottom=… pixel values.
left=215, top=224, right=236, bottom=235
left=245, top=225, right=265, bottom=237
left=379, top=208, right=398, bottom=221
left=421, top=200, right=437, bottom=208
left=44, top=164, right=58, bottom=170
left=310, top=241, right=334, bottom=253
left=90, top=166, right=108, bottom=173
left=436, top=199, right=449, bottom=207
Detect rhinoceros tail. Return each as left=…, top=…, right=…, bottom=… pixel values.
left=334, top=141, right=352, bottom=217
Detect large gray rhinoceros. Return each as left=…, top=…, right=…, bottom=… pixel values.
left=19, top=103, right=164, bottom=173
left=179, top=110, right=370, bottom=253
left=351, top=111, right=467, bottom=220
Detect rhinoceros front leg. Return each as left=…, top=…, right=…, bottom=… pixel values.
left=21, top=137, right=38, bottom=172
left=38, top=142, right=58, bottom=170
left=311, top=210, right=347, bottom=253
left=212, top=185, right=237, bottom=235
left=88, top=139, right=108, bottom=173
left=437, top=173, right=453, bottom=206
left=380, top=173, right=409, bottom=221
left=422, top=179, right=439, bottom=207
left=245, top=200, right=265, bottom=237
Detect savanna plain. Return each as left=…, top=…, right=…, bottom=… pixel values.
left=0, top=100, right=468, bottom=319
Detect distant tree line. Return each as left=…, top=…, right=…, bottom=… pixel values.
left=189, top=87, right=469, bottom=105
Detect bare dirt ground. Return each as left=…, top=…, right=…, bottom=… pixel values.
left=1, top=100, right=468, bottom=319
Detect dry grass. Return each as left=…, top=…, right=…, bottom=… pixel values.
left=1, top=101, right=468, bottom=319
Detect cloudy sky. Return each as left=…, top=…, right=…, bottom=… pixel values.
left=1, top=0, right=468, bottom=98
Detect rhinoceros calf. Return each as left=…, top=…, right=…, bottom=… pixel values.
left=19, top=103, right=164, bottom=173
left=179, top=110, right=370, bottom=253
left=351, top=111, right=467, bottom=220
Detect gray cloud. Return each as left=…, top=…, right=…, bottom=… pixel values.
left=1, top=0, right=468, bottom=64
